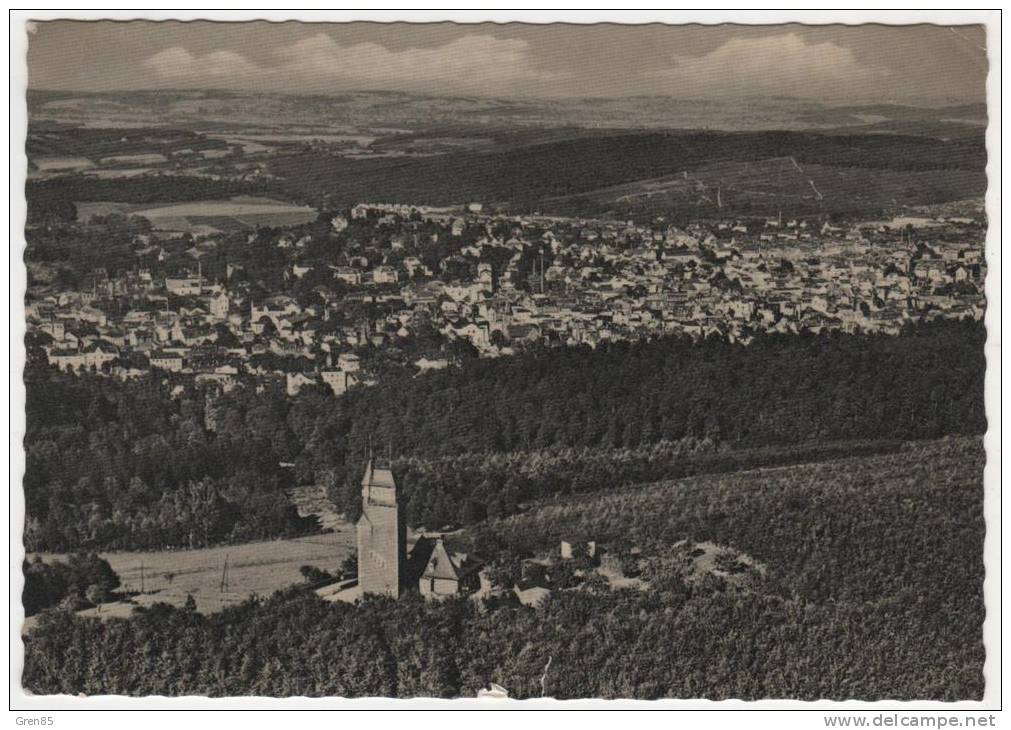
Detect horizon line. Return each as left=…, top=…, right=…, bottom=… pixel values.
left=25, top=87, right=985, bottom=109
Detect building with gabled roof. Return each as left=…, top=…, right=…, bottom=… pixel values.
left=417, top=536, right=483, bottom=600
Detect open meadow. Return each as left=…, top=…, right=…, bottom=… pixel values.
left=75, top=196, right=318, bottom=233
left=28, top=526, right=354, bottom=621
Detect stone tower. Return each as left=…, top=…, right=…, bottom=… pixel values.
left=356, top=457, right=406, bottom=597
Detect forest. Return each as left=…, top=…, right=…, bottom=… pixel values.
left=466, top=438, right=984, bottom=605
left=22, top=439, right=984, bottom=700
left=23, top=371, right=318, bottom=552
left=23, top=319, right=986, bottom=550
left=27, top=126, right=229, bottom=160
left=22, top=553, right=121, bottom=617
left=267, top=129, right=986, bottom=214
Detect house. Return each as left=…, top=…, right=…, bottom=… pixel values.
left=337, top=353, right=361, bottom=373
left=39, top=320, right=66, bottom=340
left=149, top=350, right=186, bottom=372
left=560, top=540, right=598, bottom=560
left=372, top=265, right=399, bottom=285
left=513, top=580, right=552, bottom=608
left=477, top=262, right=494, bottom=293
left=414, top=357, right=449, bottom=373
left=48, top=348, right=87, bottom=372
left=334, top=266, right=361, bottom=285
left=416, top=536, right=483, bottom=600
left=250, top=297, right=300, bottom=327
left=128, top=328, right=155, bottom=349
left=402, top=257, right=427, bottom=278
left=166, top=275, right=202, bottom=296
left=47, top=341, right=119, bottom=372
left=320, top=369, right=357, bottom=397
left=477, top=683, right=509, bottom=699
left=505, top=323, right=541, bottom=343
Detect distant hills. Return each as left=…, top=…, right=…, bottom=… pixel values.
left=25, top=89, right=987, bottom=220
left=27, top=88, right=987, bottom=135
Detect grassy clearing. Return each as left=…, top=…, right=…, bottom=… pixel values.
left=75, top=197, right=317, bottom=230
left=31, top=527, right=354, bottom=617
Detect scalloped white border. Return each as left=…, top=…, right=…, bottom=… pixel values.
left=6, top=8, right=1002, bottom=716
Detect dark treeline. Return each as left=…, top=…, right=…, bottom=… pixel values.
left=322, top=319, right=985, bottom=523
left=383, top=438, right=910, bottom=531
left=25, top=212, right=154, bottom=284
left=27, top=127, right=229, bottom=160
left=23, top=558, right=982, bottom=700
left=26, top=176, right=281, bottom=224
left=334, top=319, right=986, bottom=457
left=24, top=320, right=985, bottom=550
left=22, top=553, right=121, bottom=617
left=24, top=373, right=317, bottom=552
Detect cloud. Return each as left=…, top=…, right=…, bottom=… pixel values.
left=142, top=46, right=261, bottom=82
left=646, top=33, right=889, bottom=99
left=141, top=33, right=565, bottom=94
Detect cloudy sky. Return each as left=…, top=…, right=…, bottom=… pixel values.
left=26, top=21, right=988, bottom=104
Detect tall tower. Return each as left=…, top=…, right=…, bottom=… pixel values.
left=356, top=457, right=406, bottom=597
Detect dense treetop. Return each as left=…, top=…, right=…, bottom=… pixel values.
left=23, top=320, right=985, bottom=550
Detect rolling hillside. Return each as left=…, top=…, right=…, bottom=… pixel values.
left=268, top=128, right=986, bottom=217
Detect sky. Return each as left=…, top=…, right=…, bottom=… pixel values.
left=26, top=21, right=989, bottom=105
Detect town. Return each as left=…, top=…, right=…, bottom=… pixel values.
left=27, top=200, right=986, bottom=396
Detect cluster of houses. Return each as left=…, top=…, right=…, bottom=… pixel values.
left=26, top=200, right=986, bottom=393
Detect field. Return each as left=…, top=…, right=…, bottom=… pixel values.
left=75, top=195, right=318, bottom=232
left=27, top=100, right=986, bottom=222
left=223, top=132, right=376, bottom=146
left=98, top=153, right=167, bottom=166
left=31, top=156, right=94, bottom=172
left=28, top=527, right=354, bottom=623
left=83, top=168, right=156, bottom=179
left=106, top=532, right=353, bottom=612
left=23, top=484, right=356, bottom=633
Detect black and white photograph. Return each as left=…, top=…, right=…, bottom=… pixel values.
left=10, top=10, right=1000, bottom=714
